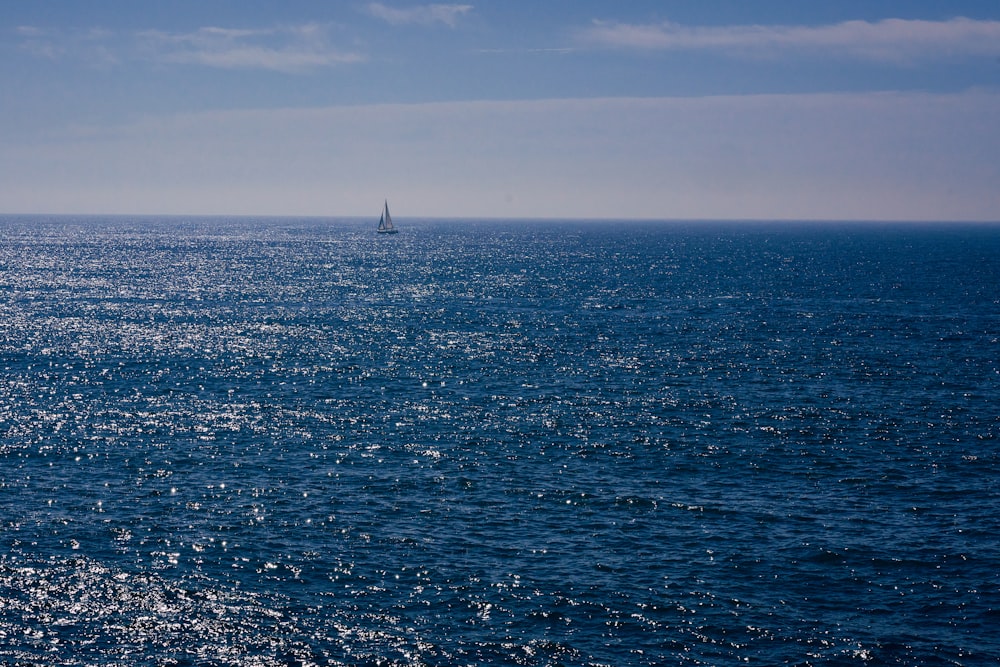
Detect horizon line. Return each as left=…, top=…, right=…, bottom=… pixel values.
left=2, top=212, right=999, bottom=225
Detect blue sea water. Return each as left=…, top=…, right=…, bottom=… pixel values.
left=1, top=215, right=998, bottom=666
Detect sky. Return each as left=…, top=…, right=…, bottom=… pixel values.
left=2, top=0, right=1000, bottom=221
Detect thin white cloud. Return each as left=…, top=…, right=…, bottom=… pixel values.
left=16, top=25, right=62, bottom=59
left=476, top=47, right=575, bottom=55
left=367, top=3, right=473, bottom=28
left=15, top=22, right=363, bottom=71
left=139, top=23, right=364, bottom=71
left=15, top=24, right=119, bottom=65
left=578, top=16, right=1000, bottom=63
left=16, top=25, right=46, bottom=37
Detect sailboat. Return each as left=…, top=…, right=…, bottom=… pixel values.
left=377, top=200, right=398, bottom=234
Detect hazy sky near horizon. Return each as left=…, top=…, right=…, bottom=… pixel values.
left=2, top=1, right=1000, bottom=220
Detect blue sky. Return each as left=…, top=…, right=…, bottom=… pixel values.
left=2, top=1, right=999, bottom=220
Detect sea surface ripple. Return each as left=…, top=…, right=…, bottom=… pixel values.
left=1, top=216, right=998, bottom=665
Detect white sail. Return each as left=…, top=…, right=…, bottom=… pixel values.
left=377, top=200, right=397, bottom=234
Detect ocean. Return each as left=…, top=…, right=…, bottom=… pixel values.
left=1, top=216, right=998, bottom=666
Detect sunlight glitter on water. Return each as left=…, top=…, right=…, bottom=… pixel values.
left=1, top=217, right=999, bottom=665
